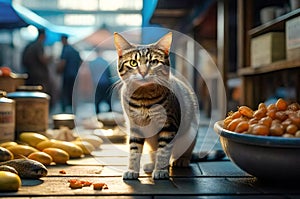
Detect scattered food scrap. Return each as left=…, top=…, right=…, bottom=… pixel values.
left=93, top=182, right=108, bottom=190
left=59, top=170, right=66, bottom=174
left=67, top=179, right=108, bottom=190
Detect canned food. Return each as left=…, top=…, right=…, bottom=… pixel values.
left=0, top=91, right=15, bottom=142
left=7, top=86, right=50, bottom=136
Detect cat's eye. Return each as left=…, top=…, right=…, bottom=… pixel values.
left=129, top=60, right=138, bottom=67
left=150, top=59, right=159, bottom=66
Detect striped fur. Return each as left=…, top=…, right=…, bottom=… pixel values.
left=114, top=32, right=199, bottom=180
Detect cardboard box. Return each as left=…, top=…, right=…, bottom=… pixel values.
left=286, top=16, right=300, bottom=60
left=251, top=32, right=286, bottom=67
left=0, top=76, right=25, bottom=93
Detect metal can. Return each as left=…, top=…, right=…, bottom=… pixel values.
left=0, top=91, right=15, bottom=142
left=7, top=86, right=50, bottom=136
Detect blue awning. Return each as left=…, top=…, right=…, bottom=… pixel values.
left=141, top=0, right=168, bottom=43
left=0, top=0, right=28, bottom=29
left=12, top=2, right=73, bottom=45
left=0, top=0, right=103, bottom=46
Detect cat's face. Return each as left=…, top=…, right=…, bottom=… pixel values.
left=114, top=32, right=172, bottom=88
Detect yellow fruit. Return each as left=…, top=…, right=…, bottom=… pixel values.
left=0, top=142, right=18, bottom=148
left=43, top=148, right=69, bottom=164
left=76, top=135, right=103, bottom=148
left=28, top=152, right=53, bottom=165
left=7, top=145, right=39, bottom=158
left=19, top=132, right=49, bottom=147
left=51, top=141, right=83, bottom=158
left=37, top=140, right=83, bottom=158
left=0, top=171, right=21, bottom=192
left=72, top=141, right=95, bottom=155
left=0, top=147, right=14, bottom=162
left=36, top=139, right=57, bottom=151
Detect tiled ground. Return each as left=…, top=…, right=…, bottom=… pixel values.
left=1, top=142, right=300, bottom=198
left=2, top=117, right=300, bottom=198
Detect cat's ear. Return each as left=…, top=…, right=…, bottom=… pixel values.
left=155, top=32, right=172, bottom=55
left=114, top=32, right=132, bottom=57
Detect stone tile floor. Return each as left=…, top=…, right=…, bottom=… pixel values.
left=3, top=108, right=300, bottom=198
left=1, top=142, right=300, bottom=198
left=1, top=159, right=300, bottom=198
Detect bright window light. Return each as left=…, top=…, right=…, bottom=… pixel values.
left=116, top=14, right=142, bottom=26
left=58, top=0, right=98, bottom=10
left=20, top=25, right=38, bottom=40
left=99, top=0, right=142, bottom=11
left=64, top=14, right=96, bottom=26
left=27, top=25, right=38, bottom=36
left=58, top=0, right=142, bottom=11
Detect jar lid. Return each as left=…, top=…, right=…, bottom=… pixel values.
left=7, top=90, right=50, bottom=100
left=0, top=90, right=15, bottom=103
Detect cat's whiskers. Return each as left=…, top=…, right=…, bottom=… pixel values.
left=109, top=79, right=123, bottom=95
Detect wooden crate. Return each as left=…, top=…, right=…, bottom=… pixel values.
left=286, top=16, right=300, bottom=60
left=251, top=32, right=286, bottom=67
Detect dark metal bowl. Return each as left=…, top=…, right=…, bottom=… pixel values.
left=214, top=121, right=300, bottom=180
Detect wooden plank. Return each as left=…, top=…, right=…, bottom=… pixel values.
left=249, top=8, right=300, bottom=37
left=238, top=59, right=300, bottom=76
left=217, top=0, right=228, bottom=117
left=237, top=0, right=253, bottom=68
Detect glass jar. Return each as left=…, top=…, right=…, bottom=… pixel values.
left=0, top=91, right=15, bottom=142
left=7, top=86, right=50, bottom=136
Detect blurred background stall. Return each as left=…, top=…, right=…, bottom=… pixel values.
left=4, top=0, right=296, bottom=122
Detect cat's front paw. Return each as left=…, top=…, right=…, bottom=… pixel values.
left=123, top=170, right=139, bottom=180
left=172, top=157, right=190, bottom=167
left=143, top=163, right=154, bottom=174
left=152, top=169, right=169, bottom=179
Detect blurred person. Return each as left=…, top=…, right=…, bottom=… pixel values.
left=22, top=29, right=52, bottom=95
left=56, top=35, right=82, bottom=113
left=227, top=86, right=241, bottom=111
left=89, top=48, right=113, bottom=114
left=227, top=79, right=241, bottom=111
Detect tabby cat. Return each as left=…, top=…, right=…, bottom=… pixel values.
left=114, top=32, right=199, bottom=180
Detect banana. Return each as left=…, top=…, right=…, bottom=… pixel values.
left=7, top=145, right=38, bottom=158
left=19, top=132, right=49, bottom=147
left=71, top=140, right=95, bottom=155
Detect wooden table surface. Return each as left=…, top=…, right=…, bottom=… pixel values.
left=1, top=142, right=300, bottom=199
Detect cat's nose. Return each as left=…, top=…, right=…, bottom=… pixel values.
left=140, top=71, right=147, bottom=77
left=138, top=65, right=148, bottom=78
